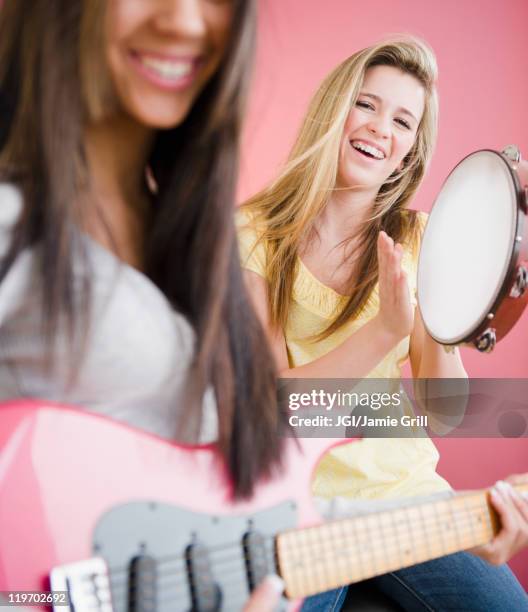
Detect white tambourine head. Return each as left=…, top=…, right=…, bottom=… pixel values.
left=418, top=151, right=516, bottom=344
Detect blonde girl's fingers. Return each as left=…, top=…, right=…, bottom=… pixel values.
left=377, top=231, right=384, bottom=268
left=378, top=232, right=390, bottom=298
left=486, top=486, right=518, bottom=557
left=393, top=243, right=403, bottom=282
left=388, top=236, right=402, bottom=301
left=380, top=232, right=398, bottom=305
left=490, top=483, right=521, bottom=536
left=505, top=473, right=528, bottom=502
left=389, top=244, right=400, bottom=294
left=505, top=473, right=528, bottom=486
left=376, top=232, right=384, bottom=294
left=385, top=242, right=398, bottom=300
left=396, top=270, right=410, bottom=307
left=500, top=480, right=528, bottom=523
left=380, top=231, right=394, bottom=267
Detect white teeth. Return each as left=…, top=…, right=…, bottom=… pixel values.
left=138, top=56, right=193, bottom=79
left=352, top=141, right=385, bottom=159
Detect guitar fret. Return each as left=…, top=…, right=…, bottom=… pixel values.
left=312, top=523, right=335, bottom=593
left=389, top=510, right=405, bottom=571
left=417, top=503, right=433, bottom=562
left=302, top=530, right=312, bottom=594
left=281, top=531, right=303, bottom=599
left=431, top=501, right=447, bottom=557
left=330, top=523, right=345, bottom=586
left=336, top=519, right=353, bottom=587
left=357, top=516, right=377, bottom=578
left=448, top=497, right=463, bottom=553
left=314, top=524, right=331, bottom=594
left=306, top=527, right=319, bottom=595
left=376, top=511, right=392, bottom=576
left=365, top=514, right=382, bottom=576
left=328, top=518, right=352, bottom=586
left=483, top=500, right=495, bottom=541
left=393, top=508, right=415, bottom=569
left=462, top=495, right=479, bottom=548
left=280, top=490, right=503, bottom=600
left=458, top=497, right=475, bottom=550
left=479, top=499, right=492, bottom=540
left=404, top=507, right=423, bottom=564
left=398, top=509, right=414, bottom=566
left=336, top=520, right=351, bottom=587
left=350, top=518, right=366, bottom=584
left=436, top=499, right=456, bottom=553
left=402, top=506, right=417, bottom=567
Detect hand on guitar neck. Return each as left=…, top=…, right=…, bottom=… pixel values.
left=243, top=575, right=285, bottom=611
left=471, top=474, right=528, bottom=566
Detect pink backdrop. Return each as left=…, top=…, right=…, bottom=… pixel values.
left=241, top=0, right=528, bottom=587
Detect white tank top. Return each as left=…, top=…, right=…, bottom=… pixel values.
left=0, top=183, right=217, bottom=442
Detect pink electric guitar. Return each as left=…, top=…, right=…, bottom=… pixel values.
left=0, top=401, right=525, bottom=611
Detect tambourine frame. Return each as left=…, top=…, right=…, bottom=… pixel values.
left=418, top=148, right=527, bottom=349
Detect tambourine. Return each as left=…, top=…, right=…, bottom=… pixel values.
left=418, top=145, right=528, bottom=352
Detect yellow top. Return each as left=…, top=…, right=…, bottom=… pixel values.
left=236, top=207, right=451, bottom=501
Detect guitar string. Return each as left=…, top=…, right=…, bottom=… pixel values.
left=84, top=546, right=278, bottom=607
left=152, top=510, right=490, bottom=591
left=97, top=495, right=493, bottom=580
left=102, top=547, right=279, bottom=608
left=104, top=523, right=496, bottom=609
left=106, top=546, right=273, bottom=590
left=92, top=501, right=494, bottom=606
left=96, top=511, right=488, bottom=610
left=68, top=495, right=496, bottom=609
left=97, top=508, right=492, bottom=609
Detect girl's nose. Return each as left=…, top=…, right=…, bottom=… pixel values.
left=366, top=115, right=391, bottom=139
left=151, top=0, right=207, bottom=39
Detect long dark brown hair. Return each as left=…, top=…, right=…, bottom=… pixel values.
left=0, top=0, right=288, bottom=498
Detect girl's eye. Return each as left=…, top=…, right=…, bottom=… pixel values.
left=395, top=117, right=411, bottom=130
left=356, top=100, right=374, bottom=110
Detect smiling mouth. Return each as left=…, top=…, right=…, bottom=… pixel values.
left=351, top=140, right=386, bottom=160
left=130, top=51, right=201, bottom=87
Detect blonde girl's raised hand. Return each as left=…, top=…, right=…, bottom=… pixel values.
left=242, top=230, right=421, bottom=380
left=376, top=231, right=414, bottom=342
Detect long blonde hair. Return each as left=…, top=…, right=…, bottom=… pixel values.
left=243, top=36, right=438, bottom=338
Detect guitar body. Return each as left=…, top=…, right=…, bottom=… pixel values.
left=0, top=401, right=350, bottom=610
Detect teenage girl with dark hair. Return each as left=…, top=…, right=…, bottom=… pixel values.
left=0, top=0, right=285, bottom=608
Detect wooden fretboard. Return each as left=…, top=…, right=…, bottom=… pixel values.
left=277, top=484, right=528, bottom=599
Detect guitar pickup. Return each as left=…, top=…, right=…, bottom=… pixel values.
left=185, top=540, right=221, bottom=611
left=243, top=529, right=272, bottom=591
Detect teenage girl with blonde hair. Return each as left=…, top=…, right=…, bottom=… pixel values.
left=238, top=37, right=528, bottom=610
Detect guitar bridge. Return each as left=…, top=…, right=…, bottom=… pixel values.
left=50, top=557, right=112, bottom=612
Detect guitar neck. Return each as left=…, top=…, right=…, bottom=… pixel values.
left=278, top=484, right=528, bottom=599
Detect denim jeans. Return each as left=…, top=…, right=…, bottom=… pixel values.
left=301, top=551, right=528, bottom=611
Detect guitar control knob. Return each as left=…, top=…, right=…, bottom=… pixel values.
left=474, top=328, right=496, bottom=353
left=510, top=266, right=527, bottom=298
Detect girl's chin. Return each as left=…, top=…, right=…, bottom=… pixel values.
left=337, top=169, right=386, bottom=191
left=125, top=98, right=191, bottom=130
